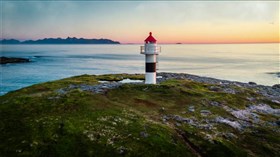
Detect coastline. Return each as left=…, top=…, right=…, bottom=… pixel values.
left=2, top=72, right=279, bottom=101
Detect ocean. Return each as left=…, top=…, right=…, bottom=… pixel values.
left=1, top=44, right=279, bottom=95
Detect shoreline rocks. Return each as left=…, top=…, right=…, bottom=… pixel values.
left=157, top=72, right=280, bottom=101
left=0, top=57, right=30, bottom=64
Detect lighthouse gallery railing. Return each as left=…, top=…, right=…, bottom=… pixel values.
left=140, top=46, right=161, bottom=54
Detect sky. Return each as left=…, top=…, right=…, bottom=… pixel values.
left=1, top=1, right=279, bottom=44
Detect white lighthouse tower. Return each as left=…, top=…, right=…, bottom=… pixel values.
left=140, top=32, right=161, bottom=84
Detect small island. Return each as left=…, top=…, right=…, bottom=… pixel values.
left=0, top=57, right=30, bottom=64
left=268, top=72, right=280, bottom=78
left=0, top=37, right=120, bottom=44
left=1, top=73, right=279, bottom=156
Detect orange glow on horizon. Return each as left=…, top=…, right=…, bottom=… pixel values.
left=118, top=23, right=279, bottom=44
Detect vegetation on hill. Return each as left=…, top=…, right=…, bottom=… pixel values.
left=0, top=74, right=279, bottom=157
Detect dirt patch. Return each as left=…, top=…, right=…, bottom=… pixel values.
left=134, top=98, right=158, bottom=107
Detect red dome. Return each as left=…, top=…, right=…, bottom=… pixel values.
left=145, top=32, right=157, bottom=43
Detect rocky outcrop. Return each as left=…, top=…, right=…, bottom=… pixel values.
left=1, top=73, right=279, bottom=157
left=0, top=57, right=30, bottom=64
left=157, top=72, right=280, bottom=101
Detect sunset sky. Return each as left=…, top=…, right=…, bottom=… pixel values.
left=1, top=1, right=279, bottom=44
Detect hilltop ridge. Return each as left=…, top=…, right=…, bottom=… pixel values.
left=0, top=37, right=120, bottom=44
left=0, top=73, right=279, bottom=156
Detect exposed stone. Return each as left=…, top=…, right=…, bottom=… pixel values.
left=223, top=133, right=237, bottom=139
left=223, top=88, right=236, bottom=94
left=198, top=124, right=213, bottom=130
left=231, top=110, right=260, bottom=123
left=117, top=146, right=127, bottom=155
left=173, top=115, right=190, bottom=122
left=56, top=89, right=67, bottom=95
left=188, top=106, right=195, bottom=112
left=176, top=123, right=182, bottom=126
left=246, top=97, right=255, bottom=102
left=157, top=72, right=280, bottom=102
left=248, top=104, right=280, bottom=116
left=57, top=81, right=127, bottom=94
left=209, top=86, right=221, bottom=92
left=210, top=101, right=220, bottom=107
left=272, top=84, right=280, bottom=89
left=271, top=100, right=280, bottom=104
left=162, top=115, right=170, bottom=123
left=215, top=116, right=242, bottom=130
left=248, top=82, right=257, bottom=85
left=140, top=131, right=149, bottom=138
left=200, top=110, right=211, bottom=116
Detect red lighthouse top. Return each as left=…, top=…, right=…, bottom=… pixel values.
left=145, top=32, right=157, bottom=44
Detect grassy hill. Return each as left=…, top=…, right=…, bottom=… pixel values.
left=0, top=73, right=279, bottom=157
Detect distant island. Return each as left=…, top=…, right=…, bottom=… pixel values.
left=0, top=57, right=30, bottom=64
left=0, top=37, right=120, bottom=44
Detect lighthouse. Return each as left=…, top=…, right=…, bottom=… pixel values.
left=140, top=32, right=161, bottom=84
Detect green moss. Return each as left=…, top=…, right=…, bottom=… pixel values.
left=96, top=73, right=144, bottom=81
left=0, top=74, right=279, bottom=157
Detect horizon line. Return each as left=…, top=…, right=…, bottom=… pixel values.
left=1, top=37, right=279, bottom=45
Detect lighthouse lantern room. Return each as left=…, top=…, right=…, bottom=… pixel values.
left=140, top=32, right=161, bottom=84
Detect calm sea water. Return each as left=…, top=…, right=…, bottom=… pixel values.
left=1, top=44, right=279, bottom=95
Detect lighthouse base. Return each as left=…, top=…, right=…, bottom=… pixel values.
left=145, top=72, right=156, bottom=84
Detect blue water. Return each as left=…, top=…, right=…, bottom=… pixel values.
left=1, top=44, right=279, bottom=95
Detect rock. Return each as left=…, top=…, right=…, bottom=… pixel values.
left=272, top=84, right=280, bottom=89
left=209, top=86, right=221, bottom=92
left=210, top=101, right=220, bottom=107
left=231, top=109, right=260, bottom=123
left=0, top=57, right=30, bottom=64
left=223, top=133, right=237, bottom=139
left=215, top=116, right=242, bottom=131
left=158, top=72, right=280, bottom=103
left=140, top=131, right=149, bottom=138
left=101, top=85, right=109, bottom=89
left=248, top=104, right=280, bottom=116
left=198, top=124, right=213, bottom=130
left=176, top=123, right=181, bottom=126
left=204, top=134, right=213, bottom=141
left=162, top=115, right=170, bottom=123
left=200, top=110, right=211, bottom=116
left=188, top=106, right=195, bottom=112
left=69, top=84, right=78, bottom=89
left=117, top=146, right=126, bottom=155
left=271, top=100, right=280, bottom=104
left=223, top=88, right=236, bottom=94
left=246, top=97, right=255, bottom=102
left=57, top=82, right=124, bottom=94
left=248, top=82, right=257, bottom=85
left=173, top=115, right=190, bottom=122
left=56, top=89, right=67, bottom=95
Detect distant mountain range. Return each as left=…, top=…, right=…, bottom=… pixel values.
left=0, top=37, right=120, bottom=44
